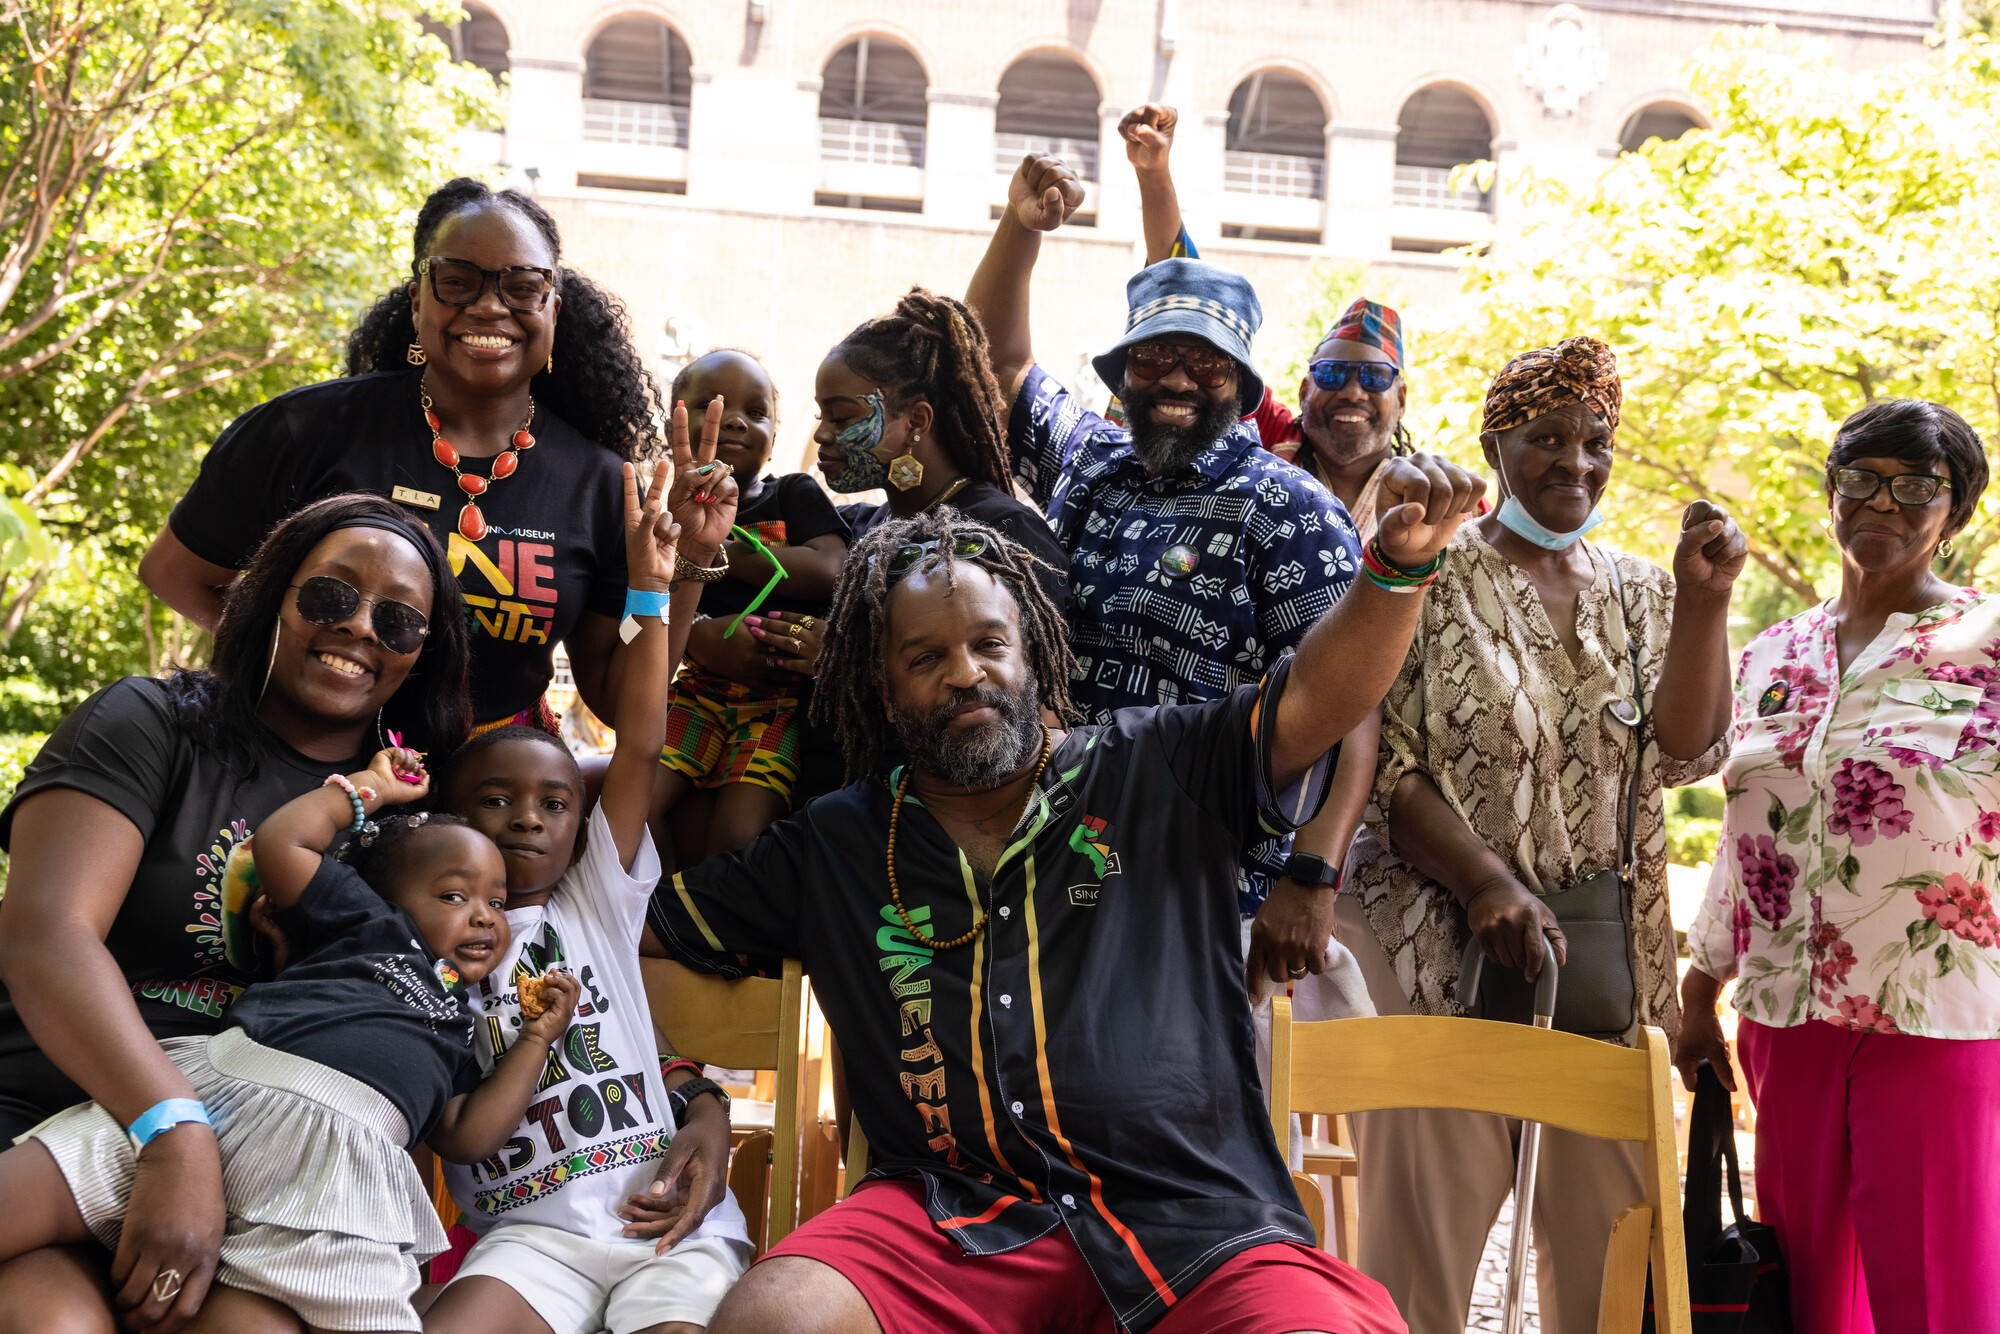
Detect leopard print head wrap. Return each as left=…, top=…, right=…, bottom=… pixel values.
left=1480, top=336, right=1622, bottom=437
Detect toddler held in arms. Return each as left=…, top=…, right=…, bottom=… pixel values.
left=424, top=400, right=752, bottom=1334
left=0, top=743, right=579, bottom=1334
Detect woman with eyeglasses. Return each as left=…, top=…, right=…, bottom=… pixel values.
left=1340, top=337, right=1747, bottom=1334
left=0, top=494, right=471, bottom=1333
left=141, top=177, right=663, bottom=737
left=1682, top=399, right=2000, bottom=1334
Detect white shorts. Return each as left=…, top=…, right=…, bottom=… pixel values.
left=451, top=1223, right=751, bottom=1334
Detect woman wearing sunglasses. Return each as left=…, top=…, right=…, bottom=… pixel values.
left=1340, top=337, right=1747, bottom=1334
left=140, top=177, right=663, bottom=739
left=1683, top=400, right=2000, bottom=1334
left=0, top=493, right=471, bottom=1333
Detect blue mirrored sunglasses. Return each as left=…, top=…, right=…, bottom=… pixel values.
left=1308, top=360, right=1400, bottom=394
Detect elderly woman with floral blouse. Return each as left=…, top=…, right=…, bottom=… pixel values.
left=1683, top=398, right=2000, bottom=1334
left=1339, top=337, right=1748, bottom=1334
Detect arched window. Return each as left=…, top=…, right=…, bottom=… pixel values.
left=1619, top=104, right=1702, bottom=154
left=819, top=37, right=928, bottom=170
left=420, top=2, right=510, bottom=82
left=1393, top=86, right=1492, bottom=213
left=1224, top=73, right=1325, bottom=200
left=995, top=53, right=1100, bottom=181
left=583, top=17, right=692, bottom=148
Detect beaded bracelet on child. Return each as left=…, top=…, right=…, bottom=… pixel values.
left=1361, top=537, right=1445, bottom=594
left=322, top=773, right=378, bottom=832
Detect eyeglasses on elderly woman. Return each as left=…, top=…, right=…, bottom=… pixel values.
left=1828, top=466, right=1951, bottom=507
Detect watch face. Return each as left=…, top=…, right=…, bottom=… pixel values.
left=1286, top=854, right=1328, bottom=884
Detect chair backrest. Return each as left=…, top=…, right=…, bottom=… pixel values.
left=642, top=957, right=808, bottom=1253
left=1269, top=1004, right=1691, bottom=1334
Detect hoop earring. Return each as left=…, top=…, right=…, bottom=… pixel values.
left=258, top=622, right=280, bottom=701
left=1940, top=537, right=1955, bottom=557
left=888, top=432, right=924, bottom=491
left=546, top=349, right=553, bottom=374
left=406, top=340, right=427, bottom=365
left=376, top=707, right=387, bottom=752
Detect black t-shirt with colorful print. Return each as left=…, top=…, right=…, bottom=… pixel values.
left=167, top=370, right=629, bottom=724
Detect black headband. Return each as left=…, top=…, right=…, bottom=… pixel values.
left=324, top=513, right=453, bottom=617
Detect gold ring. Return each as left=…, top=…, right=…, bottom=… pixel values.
left=798, top=616, right=816, bottom=631
left=152, top=1269, right=184, bottom=1305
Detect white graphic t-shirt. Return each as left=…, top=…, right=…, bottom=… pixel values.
left=445, top=806, right=750, bottom=1248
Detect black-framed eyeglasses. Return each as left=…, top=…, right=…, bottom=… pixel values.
left=1125, top=342, right=1236, bottom=389
left=870, top=533, right=995, bottom=578
left=1308, top=360, right=1400, bottom=395
left=1830, top=466, right=1951, bottom=507
left=418, top=257, right=556, bottom=313
left=289, top=576, right=430, bottom=655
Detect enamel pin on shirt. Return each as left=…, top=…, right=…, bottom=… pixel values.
left=1758, top=680, right=1791, bottom=717
left=1159, top=544, right=1201, bottom=578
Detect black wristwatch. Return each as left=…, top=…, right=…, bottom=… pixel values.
left=667, top=1076, right=730, bottom=1125
left=1281, top=852, right=1341, bottom=889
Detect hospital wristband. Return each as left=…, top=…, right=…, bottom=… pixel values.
left=126, top=1098, right=211, bottom=1154
left=619, top=587, right=674, bottom=644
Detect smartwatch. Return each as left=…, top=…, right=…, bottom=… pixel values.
left=1281, top=851, right=1341, bottom=889
left=667, top=1076, right=731, bottom=1125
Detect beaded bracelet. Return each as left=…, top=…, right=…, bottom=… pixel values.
left=1361, top=537, right=1445, bottom=593
left=323, top=773, right=370, bottom=832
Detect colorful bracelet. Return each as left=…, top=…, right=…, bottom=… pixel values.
left=1361, top=537, right=1445, bottom=594
left=660, top=1056, right=704, bottom=1083
left=323, top=773, right=368, bottom=832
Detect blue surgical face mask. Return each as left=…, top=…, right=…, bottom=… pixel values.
left=1493, top=451, right=1603, bottom=551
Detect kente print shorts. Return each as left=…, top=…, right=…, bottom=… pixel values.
left=659, top=671, right=801, bottom=801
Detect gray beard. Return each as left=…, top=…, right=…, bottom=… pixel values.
left=891, top=678, right=1043, bottom=789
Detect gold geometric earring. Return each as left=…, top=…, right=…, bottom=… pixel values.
left=406, top=340, right=427, bottom=365
left=887, top=431, right=924, bottom=491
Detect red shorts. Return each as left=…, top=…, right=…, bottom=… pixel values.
left=763, top=1180, right=1406, bottom=1334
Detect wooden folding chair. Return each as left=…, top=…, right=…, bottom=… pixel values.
left=641, top=957, right=808, bottom=1254
left=1269, top=1001, right=1691, bottom=1334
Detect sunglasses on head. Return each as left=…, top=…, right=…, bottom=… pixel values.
left=418, top=257, right=556, bottom=314
left=1308, top=360, right=1400, bottom=395
left=870, top=533, right=996, bottom=578
left=1829, top=466, right=1950, bottom=507
left=1124, top=342, right=1236, bottom=390
left=289, top=576, right=430, bottom=655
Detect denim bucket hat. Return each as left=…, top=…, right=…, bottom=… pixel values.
left=1093, top=258, right=1265, bottom=410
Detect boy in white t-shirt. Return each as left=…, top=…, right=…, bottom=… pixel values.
left=428, top=413, right=753, bottom=1334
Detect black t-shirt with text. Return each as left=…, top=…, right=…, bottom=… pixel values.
left=230, top=855, right=484, bottom=1146
left=0, top=678, right=369, bottom=1127
left=700, top=472, right=847, bottom=620
left=168, top=370, right=629, bottom=722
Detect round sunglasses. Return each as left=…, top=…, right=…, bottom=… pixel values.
left=288, top=576, right=430, bottom=655
left=1125, top=342, right=1236, bottom=390
left=1829, top=467, right=1950, bottom=508
left=1308, top=360, right=1400, bottom=395
left=870, top=533, right=995, bottom=578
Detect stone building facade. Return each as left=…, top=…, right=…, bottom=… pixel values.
left=432, top=0, right=1933, bottom=467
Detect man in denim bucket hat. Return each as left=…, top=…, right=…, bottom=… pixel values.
left=967, top=151, right=1365, bottom=921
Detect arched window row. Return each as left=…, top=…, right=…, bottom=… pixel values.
left=583, top=17, right=692, bottom=149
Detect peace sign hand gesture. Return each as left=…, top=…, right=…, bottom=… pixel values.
left=666, top=396, right=739, bottom=556
left=623, top=452, right=681, bottom=596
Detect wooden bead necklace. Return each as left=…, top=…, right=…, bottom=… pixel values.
left=885, top=726, right=1051, bottom=951
left=421, top=383, right=536, bottom=542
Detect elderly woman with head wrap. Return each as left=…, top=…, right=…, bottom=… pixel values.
left=1336, top=337, right=1748, bottom=1334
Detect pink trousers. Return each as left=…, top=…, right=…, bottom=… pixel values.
left=1737, top=1017, right=2000, bottom=1334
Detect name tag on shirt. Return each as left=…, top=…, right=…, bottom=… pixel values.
left=392, top=485, right=441, bottom=511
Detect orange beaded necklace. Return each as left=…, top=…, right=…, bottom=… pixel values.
left=421, top=383, right=536, bottom=542
left=884, top=727, right=1052, bottom=951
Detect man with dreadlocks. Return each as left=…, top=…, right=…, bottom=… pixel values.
left=645, top=442, right=1485, bottom=1333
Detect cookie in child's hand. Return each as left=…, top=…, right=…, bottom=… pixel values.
left=518, top=972, right=557, bottom=1019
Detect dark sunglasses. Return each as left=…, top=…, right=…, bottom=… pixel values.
left=1125, top=342, right=1236, bottom=389
left=870, top=533, right=995, bottom=578
left=1308, top=360, right=1400, bottom=394
left=418, top=257, right=556, bottom=314
left=289, top=576, right=430, bottom=655
left=1830, top=467, right=1950, bottom=507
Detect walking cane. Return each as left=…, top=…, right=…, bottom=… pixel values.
left=1457, top=937, right=1559, bottom=1334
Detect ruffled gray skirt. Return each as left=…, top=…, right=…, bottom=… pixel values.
left=22, top=1029, right=445, bottom=1332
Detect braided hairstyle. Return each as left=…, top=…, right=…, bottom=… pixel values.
left=344, top=811, right=476, bottom=897
left=831, top=288, right=1011, bottom=491
left=810, top=512, right=1078, bottom=784
left=345, top=178, right=664, bottom=461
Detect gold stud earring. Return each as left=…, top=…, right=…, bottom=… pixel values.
left=888, top=432, right=924, bottom=491
left=406, top=340, right=427, bottom=365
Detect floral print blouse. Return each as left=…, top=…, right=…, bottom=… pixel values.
left=1690, top=588, right=2000, bottom=1039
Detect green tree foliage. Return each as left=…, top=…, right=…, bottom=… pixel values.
left=0, top=0, right=493, bottom=728
left=1397, top=30, right=2000, bottom=608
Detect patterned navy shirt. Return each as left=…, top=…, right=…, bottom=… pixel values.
left=1008, top=365, right=1360, bottom=912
